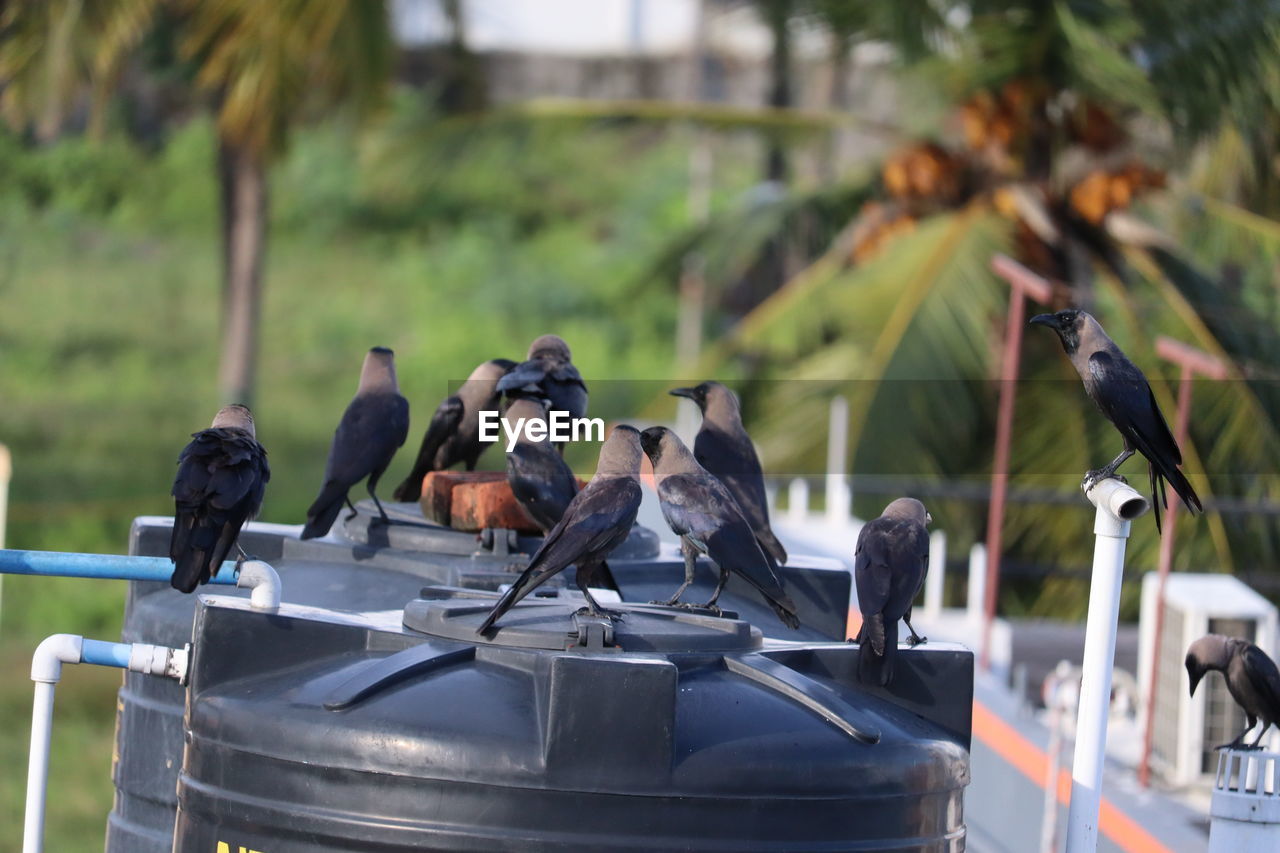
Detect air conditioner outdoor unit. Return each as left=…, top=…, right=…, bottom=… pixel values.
left=1138, top=573, right=1279, bottom=788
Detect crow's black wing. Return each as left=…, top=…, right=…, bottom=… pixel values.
left=496, top=360, right=550, bottom=394
left=854, top=517, right=895, bottom=619
left=659, top=472, right=795, bottom=623
left=1085, top=351, right=1201, bottom=520
left=1241, top=643, right=1280, bottom=721
left=323, top=393, right=410, bottom=488
left=694, top=425, right=786, bottom=563
left=548, top=361, right=588, bottom=392
left=507, top=442, right=579, bottom=530
left=170, top=428, right=269, bottom=591
left=478, top=477, right=641, bottom=632
left=393, top=395, right=464, bottom=501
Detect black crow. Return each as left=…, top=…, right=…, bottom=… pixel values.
left=301, top=347, right=410, bottom=539
left=670, top=381, right=787, bottom=564
left=504, top=396, right=579, bottom=533
left=1030, top=309, right=1202, bottom=530
left=1187, top=634, right=1280, bottom=750
left=640, top=426, right=799, bottom=630
left=170, top=404, right=270, bottom=593
left=392, top=358, right=516, bottom=502
left=496, top=334, right=588, bottom=424
left=854, top=497, right=931, bottom=686
left=478, top=425, right=643, bottom=632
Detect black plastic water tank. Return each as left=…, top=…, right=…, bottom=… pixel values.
left=172, top=588, right=972, bottom=851
left=110, top=504, right=854, bottom=852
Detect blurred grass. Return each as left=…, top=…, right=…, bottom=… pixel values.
left=0, top=108, right=757, bottom=850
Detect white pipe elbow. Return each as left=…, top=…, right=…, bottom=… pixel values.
left=1084, top=477, right=1150, bottom=534
left=30, top=635, right=82, bottom=684
left=236, top=560, right=281, bottom=611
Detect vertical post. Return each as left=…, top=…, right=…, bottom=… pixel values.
left=827, top=395, right=850, bottom=524
left=967, top=543, right=987, bottom=625
left=0, top=443, right=9, bottom=630
left=1138, top=338, right=1227, bottom=787
left=924, top=530, right=946, bottom=618
left=984, top=256, right=1053, bottom=669
left=1066, top=478, right=1150, bottom=852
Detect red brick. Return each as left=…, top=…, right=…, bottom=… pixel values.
left=419, top=470, right=504, bottom=526
left=451, top=479, right=540, bottom=533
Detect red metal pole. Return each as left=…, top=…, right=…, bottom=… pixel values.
left=984, top=256, right=1053, bottom=670
left=1137, top=338, right=1227, bottom=786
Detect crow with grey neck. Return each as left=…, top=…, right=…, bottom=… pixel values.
left=392, top=358, right=516, bottom=502
left=640, top=426, right=799, bottom=629
left=1187, top=635, right=1280, bottom=750
left=302, top=347, right=410, bottom=539
left=669, top=381, right=787, bottom=565
left=854, top=498, right=931, bottom=686
left=497, top=334, right=588, bottom=423
left=478, top=425, right=643, bottom=633
left=504, top=397, right=579, bottom=533
left=1031, top=309, right=1201, bottom=531
left=170, top=404, right=270, bottom=593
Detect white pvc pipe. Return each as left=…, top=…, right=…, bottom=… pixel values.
left=236, top=559, right=281, bottom=611
left=24, top=682, right=54, bottom=853
left=22, top=635, right=188, bottom=853
left=25, top=634, right=81, bottom=853
left=1065, top=477, right=1149, bottom=853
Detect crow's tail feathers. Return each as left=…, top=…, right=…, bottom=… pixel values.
left=1148, top=460, right=1202, bottom=534
left=301, top=483, right=347, bottom=540
left=857, top=612, right=896, bottom=686
left=757, top=528, right=789, bottom=566
left=477, top=559, right=559, bottom=634
left=169, top=514, right=215, bottom=593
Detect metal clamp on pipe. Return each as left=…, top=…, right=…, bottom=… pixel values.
left=1065, top=476, right=1150, bottom=853
left=23, top=635, right=189, bottom=853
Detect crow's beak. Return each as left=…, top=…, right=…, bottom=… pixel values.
left=1029, top=313, right=1058, bottom=329
left=1188, top=670, right=1203, bottom=698
left=926, top=512, right=933, bottom=525
left=669, top=387, right=698, bottom=400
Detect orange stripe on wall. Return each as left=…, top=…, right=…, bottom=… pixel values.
left=971, top=701, right=1171, bottom=853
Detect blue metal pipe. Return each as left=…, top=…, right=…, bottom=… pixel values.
left=0, top=549, right=238, bottom=584
left=80, top=639, right=133, bottom=668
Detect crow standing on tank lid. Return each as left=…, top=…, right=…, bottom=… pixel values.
left=497, top=334, right=588, bottom=424
left=169, top=404, right=270, bottom=593
left=503, top=396, right=579, bottom=533
left=640, top=426, right=799, bottom=630
left=854, top=498, right=931, bottom=687
left=478, top=425, right=643, bottom=633
left=1187, top=635, right=1280, bottom=750
left=301, top=347, right=410, bottom=540
left=1030, top=309, right=1201, bottom=531
left=392, top=357, right=517, bottom=502
left=669, top=381, right=787, bottom=565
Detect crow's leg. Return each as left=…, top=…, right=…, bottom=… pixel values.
left=1216, top=714, right=1257, bottom=750
left=1247, top=721, right=1272, bottom=750
left=1083, top=446, right=1136, bottom=490
left=367, top=471, right=392, bottom=526
left=344, top=496, right=360, bottom=522
left=904, top=606, right=928, bottom=646
left=654, top=537, right=699, bottom=606
left=575, top=562, right=624, bottom=621
left=699, top=567, right=730, bottom=615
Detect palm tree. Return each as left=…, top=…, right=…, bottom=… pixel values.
left=0, top=0, right=394, bottom=406
left=644, top=0, right=1280, bottom=612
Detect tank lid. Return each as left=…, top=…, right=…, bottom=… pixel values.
left=404, top=587, right=762, bottom=652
